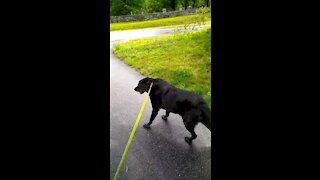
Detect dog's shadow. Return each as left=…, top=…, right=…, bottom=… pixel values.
left=128, top=117, right=211, bottom=179
left=140, top=112, right=211, bottom=150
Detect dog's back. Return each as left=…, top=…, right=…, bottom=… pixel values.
left=154, top=79, right=211, bottom=131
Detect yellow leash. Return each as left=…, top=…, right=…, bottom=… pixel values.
left=113, top=82, right=153, bottom=180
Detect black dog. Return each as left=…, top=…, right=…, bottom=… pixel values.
left=134, top=77, right=211, bottom=144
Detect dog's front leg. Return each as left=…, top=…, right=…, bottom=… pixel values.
left=143, top=108, right=159, bottom=129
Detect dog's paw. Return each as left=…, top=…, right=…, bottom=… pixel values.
left=143, top=124, right=151, bottom=129
left=161, top=115, right=168, bottom=121
left=184, top=137, right=192, bottom=144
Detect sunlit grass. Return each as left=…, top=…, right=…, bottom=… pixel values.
left=113, top=27, right=211, bottom=107
left=110, top=13, right=211, bottom=31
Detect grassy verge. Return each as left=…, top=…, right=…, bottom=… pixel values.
left=110, top=13, right=211, bottom=31
left=113, top=27, right=211, bottom=107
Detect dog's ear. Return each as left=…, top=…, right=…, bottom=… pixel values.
left=145, top=77, right=154, bottom=86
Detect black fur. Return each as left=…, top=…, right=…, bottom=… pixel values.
left=134, top=77, right=211, bottom=144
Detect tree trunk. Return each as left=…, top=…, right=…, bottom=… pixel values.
left=171, top=0, right=176, bottom=11
left=184, top=0, right=189, bottom=9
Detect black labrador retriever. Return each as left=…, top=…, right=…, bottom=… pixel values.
left=134, top=77, right=211, bottom=144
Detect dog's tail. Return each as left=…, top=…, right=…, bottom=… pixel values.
left=199, top=102, right=211, bottom=131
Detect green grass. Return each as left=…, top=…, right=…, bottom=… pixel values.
left=113, top=27, right=211, bottom=107
left=110, top=13, right=211, bottom=31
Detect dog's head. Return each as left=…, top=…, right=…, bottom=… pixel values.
left=134, top=77, right=153, bottom=94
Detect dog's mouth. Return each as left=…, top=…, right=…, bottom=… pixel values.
left=134, top=87, right=144, bottom=94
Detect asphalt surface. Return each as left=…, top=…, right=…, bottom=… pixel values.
left=110, top=27, right=211, bottom=180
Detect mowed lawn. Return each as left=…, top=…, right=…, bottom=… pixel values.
left=110, top=13, right=211, bottom=31
left=113, top=27, right=211, bottom=107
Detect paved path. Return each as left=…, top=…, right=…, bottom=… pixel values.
left=110, top=26, right=211, bottom=180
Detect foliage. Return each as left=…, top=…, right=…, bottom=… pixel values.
left=171, top=7, right=210, bottom=34
left=110, top=0, right=145, bottom=16
left=194, top=7, right=211, bottom=26
left=110, top=0, right=211, bottom=16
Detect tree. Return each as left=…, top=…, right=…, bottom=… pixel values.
left=170, top=0, right=177, bottom=11
left=142, top=0, right=171, bottom=13
left=110, top=0, right=145, bottom=16
left=205, top=0, right=209, bottom=7
left=179, top=0, right=189, bottom=9
left=110, top=0, right=128, bottom=16
left=191, top=0, right=196, bottom=8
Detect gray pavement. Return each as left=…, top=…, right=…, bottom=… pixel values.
left=110, top=26, right=211, bottom=180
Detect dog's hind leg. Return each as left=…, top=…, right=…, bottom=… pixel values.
left=143, top=108, right=159, bottom=129
left=162, top=110, right=170, bottom=120
left=182, top=111, right=198, bottom=144
left=183, top=120, right=197, bottom=144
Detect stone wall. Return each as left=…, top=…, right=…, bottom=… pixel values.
left=110, top=9, right=196, bottom=23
